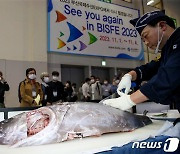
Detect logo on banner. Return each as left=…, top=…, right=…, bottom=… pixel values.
left=132, top=137, right=179, bottom=152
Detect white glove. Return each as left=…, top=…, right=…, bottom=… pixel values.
left=117, top=74, right=132, bottom=95
left=103, top=92, right=136, bottom=111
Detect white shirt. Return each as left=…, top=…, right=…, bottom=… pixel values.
left=82, top=82, right=90, bottom=97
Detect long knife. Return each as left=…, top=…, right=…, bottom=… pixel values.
left=99, top=82, right=136, bottom=104
left=99, top=92, right=118, bottom=104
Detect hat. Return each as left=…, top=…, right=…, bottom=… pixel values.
left=130, top=10, right=168, bottom=35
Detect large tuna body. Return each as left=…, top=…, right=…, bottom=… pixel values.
left=0, top=102, right=152, bottom=147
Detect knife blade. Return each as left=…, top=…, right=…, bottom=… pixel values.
left=99, top=92, right=118, bottom=104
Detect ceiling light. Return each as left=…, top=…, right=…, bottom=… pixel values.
left=101, top=60, right=106, bottom=66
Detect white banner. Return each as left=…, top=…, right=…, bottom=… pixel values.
left=48, top=0, right=144, bottom=60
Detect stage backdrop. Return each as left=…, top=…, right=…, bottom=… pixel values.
left=48, top=0, right=144, bottom=60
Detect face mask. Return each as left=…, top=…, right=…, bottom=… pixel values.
left=115, top=80, right=119, bottom=84
left=65, top=83, right=69, bottom=87
left=28, top=74, right=36, bottom=80
left=44, top=77, right=50, bottom=83
left=104, top=81, right=108, bottom=85
left=154, top=24, right=164, bottom=54
left=52, top=76, right=58, bottom=81
left=91, top=79, right=95, bottom=83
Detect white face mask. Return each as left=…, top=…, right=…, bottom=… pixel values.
left=65, top=83, right=69, bottom=87
left=154, top=24, right=164, bottom=54
left=91, top=79, right=95, bottom=83
left=44, top=77, right=50, bottom=83
left=115, top=80, right=119, bottom=84
left=104, top=81, right=108, bottom=85
left=52, top=76, right=58, bottom=81
left=28, top=74, right=36, bottom=80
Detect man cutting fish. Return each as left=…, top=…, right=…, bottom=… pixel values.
left=103, top=10, right=180, bottom=112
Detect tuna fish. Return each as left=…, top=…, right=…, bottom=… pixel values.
left=0, top=102, right=152, bottom=147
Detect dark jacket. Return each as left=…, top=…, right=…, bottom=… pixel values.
left=134, top=27, right=180, bottom=110
left=48, top=81, right=65, bottom=102
left=41, top=83, right=52, bottom=106
left=64, top=86, right=73, bottom=102
left=0, top=81, right=10, bottom=104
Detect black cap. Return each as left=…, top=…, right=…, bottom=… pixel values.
left=130, top=10, right=168, bottom=35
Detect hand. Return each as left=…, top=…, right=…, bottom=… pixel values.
left=103, top=92, right=136, bottom=111
left=32, top=100, right=38, bottom=106
left=117, top=74, right=132, bottom=95
left=0, top=77, right=6, bottom=83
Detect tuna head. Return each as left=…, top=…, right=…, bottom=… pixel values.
left=0, top=113, right=27, bottom=145
left=0, top=105, right=70, bottom=147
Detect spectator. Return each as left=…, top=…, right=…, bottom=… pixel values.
left=19, top=68, right=43, bottom=107
left=48, top=71, right=65, bottom=103
left=64, top=81, right=73, bottom=102
left=102, top=79, right=112, bottom=99
left=90, top=76, right=102, bottom=102
left=72, top=83, right=78, bottom=102
left=0, top=71, right=10, bottom=108
left=40, top=72, right=52, bottom=106
left=82, top=78, right=91, bottom=101
left=78, top=82, right=84, bottom=101
left=110, top=78, right=119, bottom=94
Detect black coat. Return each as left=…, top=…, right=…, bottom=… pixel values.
left=134, top=27, right=180, bottom=110
left=48, top=81, right=65, bottom=102
left=0, top=81, right=10, bottom=104
left=41, top=83, right=52, bottom=106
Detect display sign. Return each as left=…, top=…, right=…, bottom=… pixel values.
left=48, top=0, right=144, bottom=60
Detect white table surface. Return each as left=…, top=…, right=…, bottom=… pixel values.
left=0, top=120, right=165, bottom=154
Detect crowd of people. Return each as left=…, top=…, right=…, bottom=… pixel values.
left=0, top=68, right=122, bottom=108
left=18, top=68, right=80, bottom=107
left=80, top=75, right=121, bottom=103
